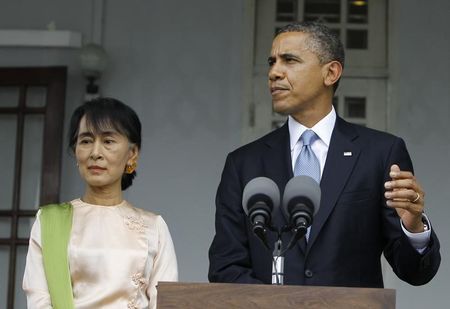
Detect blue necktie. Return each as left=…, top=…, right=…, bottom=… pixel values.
left=294, top=130, right=320, bottom=183
left=294, top=130, right=320, bottom=240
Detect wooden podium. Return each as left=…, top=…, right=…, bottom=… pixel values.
left=157, top=282, right=395, bottom=308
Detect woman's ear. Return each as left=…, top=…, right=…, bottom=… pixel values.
left=323, top=61, right=343, bottom=88
left=125, top=145, right=139, bottom=174
left=127, top=144, right=139, bottom=164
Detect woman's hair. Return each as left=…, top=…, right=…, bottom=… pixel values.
left=68, top=97, right=142, bottom=190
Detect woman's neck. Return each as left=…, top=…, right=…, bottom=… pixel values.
left=82, top=185, right=123, bottom=206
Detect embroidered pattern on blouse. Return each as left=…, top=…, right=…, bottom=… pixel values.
left=127, top=299, right=138, bottom=309
left=131, top=272, right=148, bottom=290
left=125, top=214, right=148, bottom=233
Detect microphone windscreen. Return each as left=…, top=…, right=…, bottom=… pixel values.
left=282, top=175, right=321, bottom=217
left=242, top=177, right=280, bottom=215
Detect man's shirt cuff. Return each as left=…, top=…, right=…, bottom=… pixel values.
left=401, top=214, right=431, bottom=254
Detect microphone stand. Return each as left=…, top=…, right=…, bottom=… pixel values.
left=271, top=225, right=308, bottom=285
left=254, top=224, right=308, bottom=286
left=271, top=238, right=284, bottom=285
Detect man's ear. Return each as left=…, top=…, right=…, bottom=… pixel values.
left=323, top=61, right=343, bottom=88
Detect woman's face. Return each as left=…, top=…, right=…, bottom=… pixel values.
left=75, top=116, right=138, bottom=191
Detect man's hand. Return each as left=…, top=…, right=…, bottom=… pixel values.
left=384, top=164, right=425, bottom=233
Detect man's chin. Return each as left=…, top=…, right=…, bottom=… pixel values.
left=272, top=103, right=290, bottom=116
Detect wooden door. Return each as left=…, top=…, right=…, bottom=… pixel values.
left=0, top=66, right=66, bottom=308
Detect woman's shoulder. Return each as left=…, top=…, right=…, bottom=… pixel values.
left=38, top=202, right=73, bottom=219
left=126, top=202, right=158, bottom=217
left=124, top=202, right=168, bottom=227
left=39, top=202, right=72, bottom=210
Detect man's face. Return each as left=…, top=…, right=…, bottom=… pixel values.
left=268, top=32, right=329, bottom=118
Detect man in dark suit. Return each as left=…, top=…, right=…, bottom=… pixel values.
left=208, top=22, right=440, bottom=287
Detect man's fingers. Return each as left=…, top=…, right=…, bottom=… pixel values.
left=385, top=179, right=423, bottom=195
left=386, top=200, right=423, bottom=215
left=385, top=188, right=422, bottom=202
left=389, top=169, right=415, bottom=180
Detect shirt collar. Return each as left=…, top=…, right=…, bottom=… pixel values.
left=288, top=106, right=337, bottom=151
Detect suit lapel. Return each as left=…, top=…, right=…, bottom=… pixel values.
left=306, top=117, right=360, bottom=253
left=262, top=123, right=293, bottom=203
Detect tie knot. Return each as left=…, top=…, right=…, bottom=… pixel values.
left=300, top=130, right=317, bottom=146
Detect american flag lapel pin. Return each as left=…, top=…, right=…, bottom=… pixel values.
left=343, top=151, right=352, bottom=157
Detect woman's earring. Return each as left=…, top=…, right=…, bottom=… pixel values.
left=125, top=161, right=137, bottom=174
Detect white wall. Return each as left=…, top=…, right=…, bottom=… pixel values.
left=0, top=0, right=448, bottom=308
left=385, top=0, right=450, bottom=308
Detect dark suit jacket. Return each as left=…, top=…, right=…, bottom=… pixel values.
left=208, top=117, right=440, bottom=287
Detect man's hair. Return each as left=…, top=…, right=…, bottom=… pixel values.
left=277, top=22, right=345, bottom=92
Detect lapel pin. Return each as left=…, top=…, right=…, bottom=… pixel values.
left=343, top=151, right=352, bottom=157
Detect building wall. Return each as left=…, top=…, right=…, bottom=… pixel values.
left=385, top=0, right=450, bottom=308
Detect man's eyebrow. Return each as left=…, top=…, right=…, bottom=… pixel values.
left=268, top=53, right=301, bottom=63
left=279, top=53, right=300, bottom=60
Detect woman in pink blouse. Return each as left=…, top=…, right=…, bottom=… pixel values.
left=23, top=97, right=178, bottom=308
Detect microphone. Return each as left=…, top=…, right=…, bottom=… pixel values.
left=282, top=176, right=321, bottom=249
left=242, top=177, right=280, bottom=249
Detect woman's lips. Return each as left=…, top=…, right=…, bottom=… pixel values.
left=88, top=166, right=107, bottom=173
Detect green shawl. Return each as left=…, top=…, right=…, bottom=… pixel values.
left=40, top=203, right=74, bottom=309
